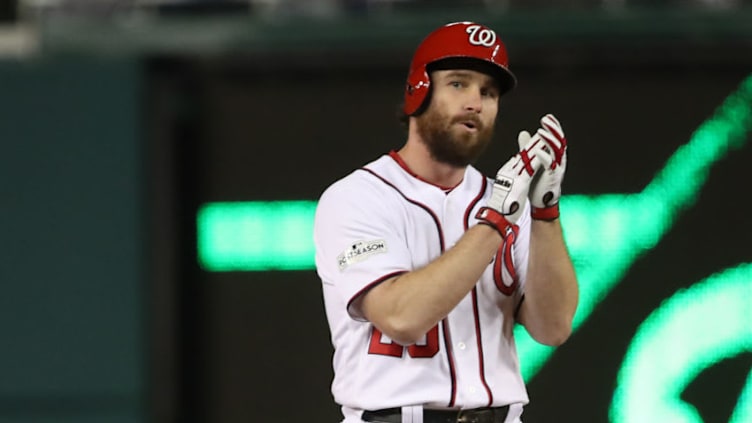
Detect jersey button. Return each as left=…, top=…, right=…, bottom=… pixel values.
left=457, top=342, right=466, bottom=350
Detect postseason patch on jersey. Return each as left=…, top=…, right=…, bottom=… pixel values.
left=337, top=239, right=387, bottom=271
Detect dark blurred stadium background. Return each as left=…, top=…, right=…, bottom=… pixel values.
left=1, top=1, right=751, bottom=422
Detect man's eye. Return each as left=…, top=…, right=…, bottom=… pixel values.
left=482, top=89, right=499, bottom=98
left=450, top=81, right=463, bottom=88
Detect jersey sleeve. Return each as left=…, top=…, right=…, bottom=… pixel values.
left=314, top=173, right=412, bottom=321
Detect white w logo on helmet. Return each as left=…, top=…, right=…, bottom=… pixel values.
left=465, top=25, right=496, bottom=47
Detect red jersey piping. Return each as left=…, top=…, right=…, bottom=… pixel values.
left=388, top=150, right=461, bottom=193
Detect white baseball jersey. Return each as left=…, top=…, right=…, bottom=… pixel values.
left=314, top=151, right=531, bottom=421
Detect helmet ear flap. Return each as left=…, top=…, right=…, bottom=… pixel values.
left=409, top=85, right=433, bottom=117
left=404, top=68, right=431, bottom=116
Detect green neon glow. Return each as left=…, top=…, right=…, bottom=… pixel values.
left=514, top=73, right=752, bottom=381
left=197, top=201, right=316, bottom=271
left=609, top=263, right=752, bottom=423
left=733, top=370, right=752, bottom=423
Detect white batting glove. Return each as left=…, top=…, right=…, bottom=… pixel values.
left=519, top=114, right=568, bottom=220
left=476, top=135, right=547, bottom=236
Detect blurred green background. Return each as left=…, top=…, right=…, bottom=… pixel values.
left=1, top=1, right=751, bottom=422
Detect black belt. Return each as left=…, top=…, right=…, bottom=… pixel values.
left=362, top=405, right=510, bottom=423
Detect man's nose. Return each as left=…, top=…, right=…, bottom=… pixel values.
left=464, top=90, right=483, bottom=113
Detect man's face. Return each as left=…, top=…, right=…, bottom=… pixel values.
left=415, top=69, right=500, bottom=167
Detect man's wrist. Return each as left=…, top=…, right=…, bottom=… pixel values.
left=531, top=203, right=560, bottom=221
left=475, top=207, right=515, bottom=237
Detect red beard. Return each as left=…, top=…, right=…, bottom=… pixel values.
left=415, top=107, right=495, bottom=167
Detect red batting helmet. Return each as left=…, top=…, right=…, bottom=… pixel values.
left=403, top=21, right=517, bottom=116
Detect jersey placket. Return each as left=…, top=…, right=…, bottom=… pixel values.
left=441, top=190, right=494, bottom=407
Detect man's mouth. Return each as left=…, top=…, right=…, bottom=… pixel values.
left=459, top=120, right=480, bottom=131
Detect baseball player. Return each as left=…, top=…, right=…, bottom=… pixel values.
left=314, top=21, right=579, bottom=423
